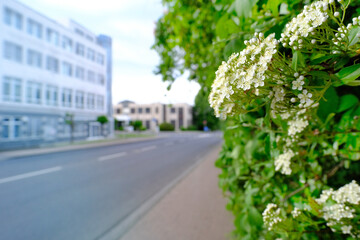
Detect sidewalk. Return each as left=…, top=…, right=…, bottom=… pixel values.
left=120, top=144, right=233, bottom=240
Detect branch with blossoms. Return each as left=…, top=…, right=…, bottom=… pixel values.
left=209, top=0, right=360, bottom=238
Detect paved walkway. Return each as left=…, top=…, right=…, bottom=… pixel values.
left=120, top=144, right=233, bottom=240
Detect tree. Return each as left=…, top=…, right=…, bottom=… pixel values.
left=65, top=113, right=75, bottom=143
left=154, top=0, right=360, bottom=239
left=130, top=120, right=143, bottom=131
left=97, top=115, right=109, bottom=136
left=193, top=89, right=220, bottom=130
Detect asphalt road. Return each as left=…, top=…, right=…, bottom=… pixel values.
left=0, top=132, right=222, bottom=240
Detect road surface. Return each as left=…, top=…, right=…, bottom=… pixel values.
left=0, top=132, right=222, bottom=240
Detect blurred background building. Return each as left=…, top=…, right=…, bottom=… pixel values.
left=113, top=101, right=193, bottom=131
left=0, top=0, right=113, bottom=150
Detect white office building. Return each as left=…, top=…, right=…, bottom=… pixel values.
left=114, top=101, right=193, bottom=131
left=0, top=0, right=113, bottom=150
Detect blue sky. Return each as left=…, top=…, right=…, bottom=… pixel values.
left=20, top=0, right=200, bottom=105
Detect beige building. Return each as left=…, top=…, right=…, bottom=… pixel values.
left=113, top=101, right=193, bottom=130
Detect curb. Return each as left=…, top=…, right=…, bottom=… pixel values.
left=96, top=143, right=222, bottom=240
left=0, top=135, right=162, bottom=162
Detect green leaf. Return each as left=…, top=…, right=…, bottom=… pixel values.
left=345, top=80, right=360, bottom=86
left=224, top=38, right=244, bottom=59
left=234, top=0, right=258, bottom=18
left=310, top=55, right=336, bottom=65
left=292, top=51, right=305, bottom=71
left=317, top=87, right=339, bottom=121
left=348, top=26, right=360, bottom=46
left=248, top=207, right=263, bottom=228
left=309, top=71, right=329, bottom=79
left=335, top=63, right=360, bottom=84
left=279, top=3, right=290, bottom=15
left=267, top=0, right=281, bottom=16
left=334, top=55, right=350, bottom=70
left=215, top=15, right=229, bottom=39
left=337, top=94, right=359, bottom=113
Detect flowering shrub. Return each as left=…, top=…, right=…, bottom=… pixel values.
left=211, top=0, right=360, bottom=238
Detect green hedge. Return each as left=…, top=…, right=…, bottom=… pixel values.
left=159, top=122, right=175, bottom=131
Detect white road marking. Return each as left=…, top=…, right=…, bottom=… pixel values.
left=98, top=152, right=127, bottom=161
left=135, top=145, right=157, bottom=153
left=0, top=166, right=62, bottom=184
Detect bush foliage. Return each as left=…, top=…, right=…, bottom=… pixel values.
left=159, top=122, right=175, bottom=131
left=154, top=0, right=360, bottom=239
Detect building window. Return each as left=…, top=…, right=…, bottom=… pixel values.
left=1, top=118, right=10, bottom=139
left=87, top=70, right=95, bottom=82
left=75, top=66, right=85, bottom=80
left=76, top=43, right=85, bottom=56
left=62, top=88, right=72, bottom=107
left=2, top=76, right=22, bottom=102
left=96, top=95, right=104, bottom=110
left=46, top=56, right=59, bottom=73
left=27, top=19, right=42, bottom=39
left=171, top=120, right=176, bottom=127
left=156, top=107, right=159, bottom=114
left=62, top=62, right=73, bottom=77
left=138, top=108, right=143, bottom=114
left=3, top=41, right=22, bottom=63
left=86, top=35, right=93, bottom=42
left=27, top=49, right=42, bottom=68
left=97, top=74, right=105, bottom=85
left=116, top=108, right=121, bottom=114
left=96, top=53, right=104, bottom=65
left=46, top=28, right=59, bottom=46
left=131, top=108, right=135, bottom=114
left=45, top=85, right=58, bottom=106
left=3, top=7, right=22, bottom=30
left=1, top=117, right=22, bottom=139
left=75, top=91, right=85, bottom=109
left=87, top=48, right=95, bottom=61
left=87, top=93, right=95, bottom=109
left=146, top=108, right=150, bottom=114
left=62, top=36, right=72, bottom=52
left=27, top=81, right=42, bottom=104
left=171, top=107, right=176, bottom=113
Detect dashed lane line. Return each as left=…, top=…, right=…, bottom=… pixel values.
left=98, top=152, right=127, bottom=161
left=0, top=166, right=63, bottom=185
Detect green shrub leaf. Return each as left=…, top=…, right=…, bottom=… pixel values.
left=335, top=64, right=360, bottom=84
left=337, top=94, right=359, bottom=113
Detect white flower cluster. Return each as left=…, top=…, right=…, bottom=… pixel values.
left=352, top=16, right=360, bottom=26
left=262, top=203, right=283, bottom=230
left=316, top=180, right=360, bottom=205
left=323, top=203, right=355, bottom=221
left=291, top=207, right=302, bottom=218
left=288, top=117, right=309, bottom=136
left=274, top=149, right=295, bottom=175
left=280, top=0, right=329, bottom=49
left=333, top=17, right=360, bottom=53
left=292, top=74, right=305, bottom=91
left=209, top=33, right=278, bottom=118
left=298, top=89, right=313, bottom=108
left=333, top=180, right=360, bottom=204
left=341, top=225, right=353, bottom=235
left=315, top=181, right=360, bottom=235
